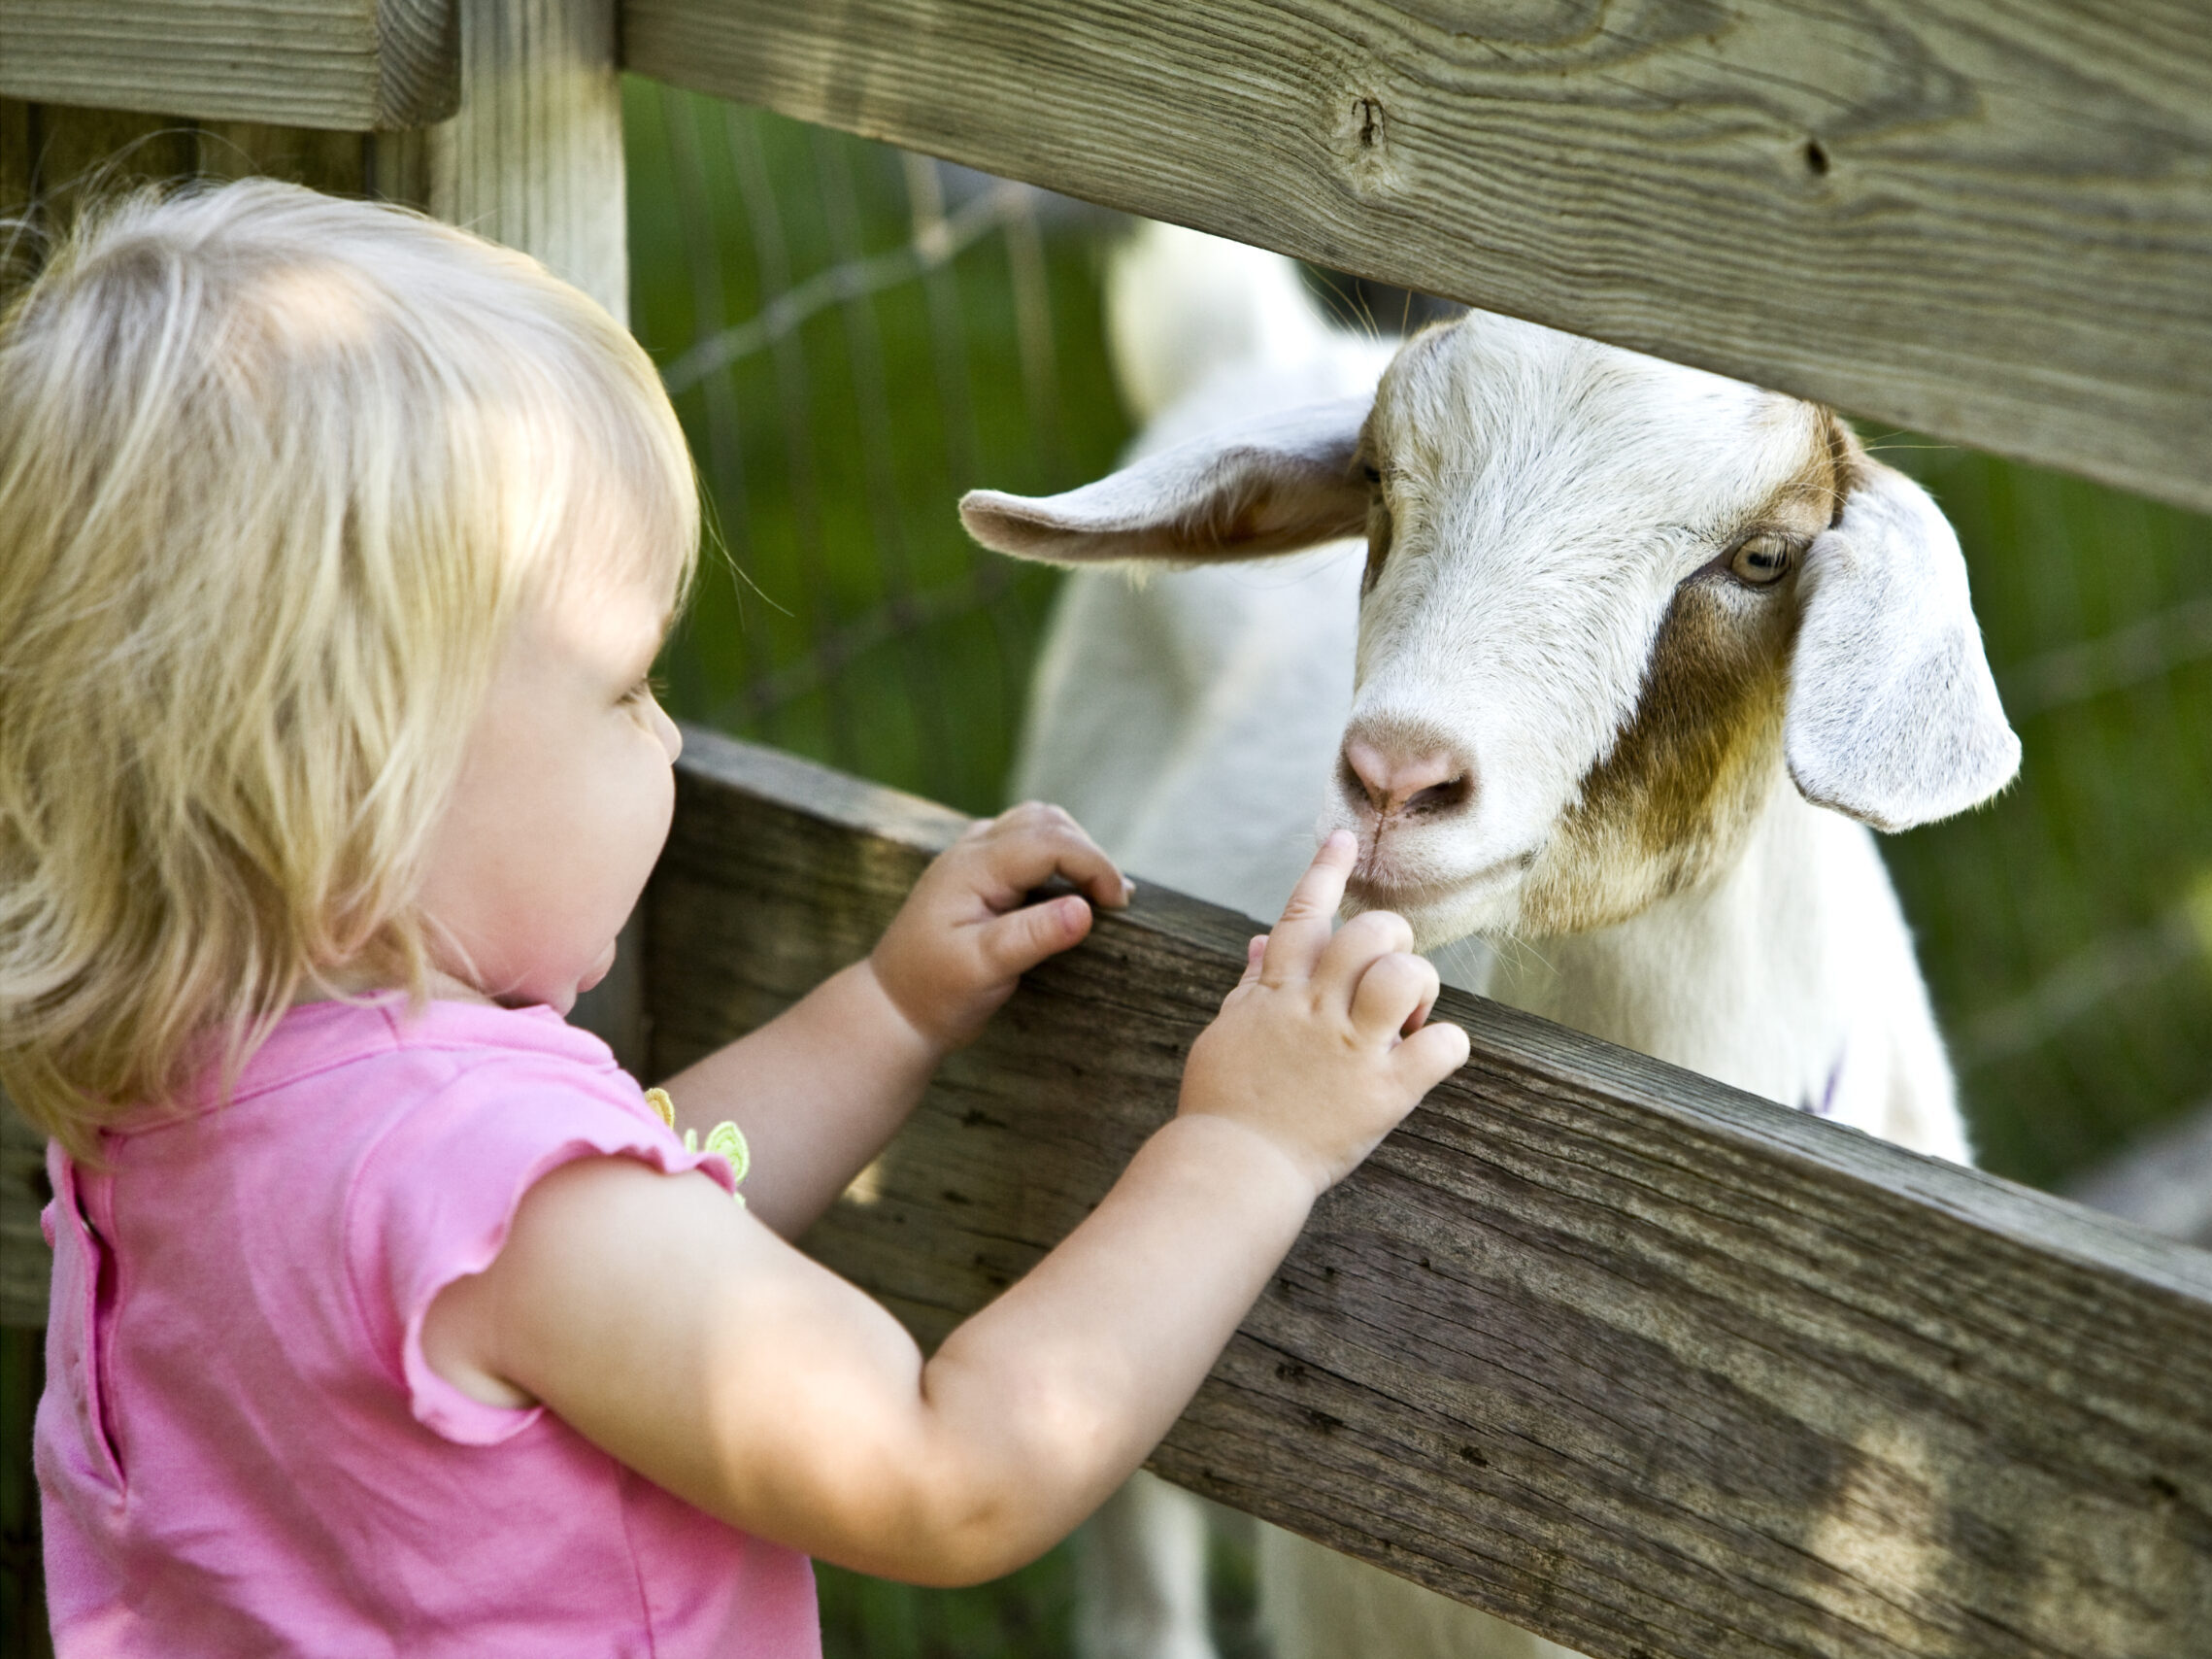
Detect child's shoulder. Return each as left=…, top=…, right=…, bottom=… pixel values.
left=258, top=992, right=616, bottom=1068
left=234, top=995, right=659, bottom=1164
left=240, top=995, right=632, bottom=1107
left=113, top=996, right=669, bottom=1202
left=121, top=997, right=723, bottom=1340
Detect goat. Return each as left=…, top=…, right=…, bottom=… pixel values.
left=960, top=223, right=2019, bottom=1659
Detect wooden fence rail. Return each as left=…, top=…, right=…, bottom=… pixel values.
left=0, top=0, right=458, bottom=130
left=15, top=4, right=2212, bottom=505
left=624, top=0, right=2212, bottom=519
left=650, top=728, right=2212, bottom=1659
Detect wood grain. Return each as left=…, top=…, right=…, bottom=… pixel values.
left=195, top=121, right=375, bottom=193
left=425, top=0, right=626, bottom=320
left=650, top=726, right=2212, bottom=1659
left=0, top=0, right=625, bottom=315
left=0, top=0, right=458, bottom=131
left=625, top=0, right=2212, bottom=517
left=0, top=101, right=434, bottom=238
left=0, top=1118, right=46, bottom=1330
left=3, top=102, right=198, bottom=220
left=0, top=99, right=29, bottom=221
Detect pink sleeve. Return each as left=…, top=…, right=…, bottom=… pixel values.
left=346, top=1056, right=737, bottom=1446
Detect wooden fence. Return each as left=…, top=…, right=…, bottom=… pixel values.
left=6, top=4, right=2212, bottom=1657
left=654, top=730, right=2212, bottom=1659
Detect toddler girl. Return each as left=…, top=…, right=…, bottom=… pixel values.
left=0, top=181, right=1467, bottom=1655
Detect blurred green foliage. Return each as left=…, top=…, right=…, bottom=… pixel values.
left=626, top=78, right=2212, bottom=1657
left=812, top=1548, right=1073, bottom=1659
left=1876, top=443, right=2212, bottom=1188
left=624, top=79, right=1129, bottom=820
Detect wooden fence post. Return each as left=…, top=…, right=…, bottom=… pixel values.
left=425, top=0, right=627, bottom=322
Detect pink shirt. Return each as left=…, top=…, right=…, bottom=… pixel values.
left=36, top=997, right=820, bottom=1657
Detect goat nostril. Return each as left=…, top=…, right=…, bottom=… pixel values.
left=1341, top=739, right=1391, bottom=813
left=1408, top=772, right=1473, bottom=816
left=1341, top=735, right=1474, bottom=819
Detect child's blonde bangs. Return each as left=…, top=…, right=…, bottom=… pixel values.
left=0, top=181, right=699, bottom=1155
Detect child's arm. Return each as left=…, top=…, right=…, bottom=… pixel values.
left=424, top=835, right=1465, bottom=1586
left=656, top=801, right=1131, bottom=1236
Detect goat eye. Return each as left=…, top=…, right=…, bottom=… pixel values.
left=1359, top=462, right=1382, bottom=487
left=1728, top=531, right=1795, bottom=587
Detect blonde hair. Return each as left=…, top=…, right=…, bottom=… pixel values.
left=0, top=180, right=698, bottom=1155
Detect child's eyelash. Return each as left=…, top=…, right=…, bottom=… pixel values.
left=621, top=674, right=667, bottom=706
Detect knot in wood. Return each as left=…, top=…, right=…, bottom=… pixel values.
left=1357, top=97, right=1385, bottom=150
left=1334, top=89, right=1402, bottom=198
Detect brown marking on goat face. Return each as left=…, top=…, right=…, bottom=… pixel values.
left=1518, top=409, right=1848, bottom=935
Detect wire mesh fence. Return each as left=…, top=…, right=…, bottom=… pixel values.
left=625, top=80, right=1133, bottom=823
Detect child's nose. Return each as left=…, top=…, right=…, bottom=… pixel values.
left=650, top=698, right=682, bottom=762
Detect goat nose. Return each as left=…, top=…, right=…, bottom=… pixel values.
left=1341, top=735, right=1475, bottom=819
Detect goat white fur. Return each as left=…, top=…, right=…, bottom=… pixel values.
left=965, top=223, right=2018, bottom=1659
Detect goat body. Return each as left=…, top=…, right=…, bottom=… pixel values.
left=979, top=224, right=2013, bottom=1659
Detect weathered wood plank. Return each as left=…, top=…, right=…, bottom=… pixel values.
left=0, top=0, right=622, bottom=308
left=2, top=103, right=199, bottom=228
left=649, top=725, right=2212, bottom=1659
left=0, top=0, right=458, bottom=131
left=0, top=102, right=424, bottom=240
left=0, top=99, right=29, bottom=221
left=425, top=0, right=626, bottom=320
left=0, top=1119, right=45, bottom=1331
left=195, top=121, right=376, bottom=194
left=625, top=0, right=2212, bottom=517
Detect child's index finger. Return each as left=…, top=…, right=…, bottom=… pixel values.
left=1260, top=831, right=1357, bottom=984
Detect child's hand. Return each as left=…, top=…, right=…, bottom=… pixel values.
left=438, top=830, right=1455, bottom=1590
left=1178, top=831, right=1469, bottom=1196
left=869, top=802, right=1131, bottom=1051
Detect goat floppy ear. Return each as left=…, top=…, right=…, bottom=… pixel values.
left=1785, top=457, right=2020, bottom=832
left=960, top=396, right=1371, bottom=564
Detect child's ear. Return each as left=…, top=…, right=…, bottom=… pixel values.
left=959, top=396, right=1373, bottom=566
